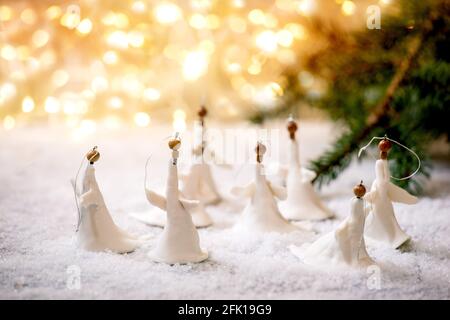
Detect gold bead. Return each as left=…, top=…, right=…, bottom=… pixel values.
left=86, top=147, right=100, bottom=163
left=168, top=138, right=181, bottom=150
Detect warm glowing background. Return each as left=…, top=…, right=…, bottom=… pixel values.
left=0, top=0, right=393, bottom=136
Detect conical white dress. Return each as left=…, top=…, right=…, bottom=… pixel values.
left=232, top=163, right=297, bottom=234
left=364, top=159, right=418, bottom=248
left=146, top=154, right=208, bottom=264
left=76, top=165, right=142, bottom=253
left=279, top=140, right=334, bottom=220
left=290, top=197, right=374, bottom=269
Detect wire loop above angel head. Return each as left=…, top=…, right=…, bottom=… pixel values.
left=358, top=135, right=421, bottom=181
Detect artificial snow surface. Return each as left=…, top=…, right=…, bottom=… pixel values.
left=0, top=122, right=449, bottom=299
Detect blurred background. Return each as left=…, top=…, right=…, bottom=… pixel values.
left=0, top=0, right=448, bottom=190
left=0, top=0, right=391, bottom=129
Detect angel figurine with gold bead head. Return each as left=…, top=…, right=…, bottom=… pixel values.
left=130, top=110, right=214, bottom=228
left=72, top=147, right=142, bottom=253
left=145, top=134, right=208, bottom=264
left=361, top=137, right=419, bottom=249
left=134, top=106, right=220, bottom=228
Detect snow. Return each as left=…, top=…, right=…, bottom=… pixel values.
left=0, top=121, right=449, bottom=299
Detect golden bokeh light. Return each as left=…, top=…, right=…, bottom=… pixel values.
left=297, top=0, right=317, bottom=16
left=103, top=50, right=119, bottom=64
left=0, top=6, right=13, bottom=21
left=134, top=112, right=151, bottom=127
left=1, top=45, right=17, bottom=61
left=342, top=1, right=356, bottom=16
left=44, top=96, right=61, bottom=113
left=20, top=8, right=36, bottom=25
left=143, top=88, right=161, bottom=102
left=183, top=51, right=209, bottom=81
left=32, top=30, right=50, bottom=48
left=77, top=18, right=93, bottom=34
left=3, top=115, right=15, bottom=130
left=154, top=2, right=182, bottom=24
left=131, top=1, right=147, bottom=13
left=276, top=29, right=294, bottom=48
left=45, top=6, right=61, bottom=20
left=0, top=0, right=383, bottom=130
left=52, top=69, right=70, bottom=88
left=172, top=109, right=187, bottom=132
left=22, top=96, right=35, bottom=113
left=255, top=31, right=278, bottom=53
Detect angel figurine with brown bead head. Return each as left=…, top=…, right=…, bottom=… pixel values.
left=72, top=147, right=143, bottom=253
left=231, top=142, right=298, bottom=234
left=179, top=105, right=221, bottom=207
left=290, top=181, right=375, bottom=269
left=359, top=136, right=420, bottom=249
left=278, top=116, right=334, bottom=221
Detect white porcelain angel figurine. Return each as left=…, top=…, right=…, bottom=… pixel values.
left=145, top=135, right=208, bottom=264
left=131, top=107, right=214, bottom=228
left=290, top=182, right=375, bottom=269
left=278, top=117, right=334, bottom=220
left=73, top=147, right=142, bottom=253
left=363, top=138, right=418, bottom=249
left=231, top=142, right=297, bottom=234
left=179, top=106, right=221, bottom=205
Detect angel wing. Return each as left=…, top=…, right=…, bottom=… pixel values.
left=231, top=182, right=255, bottom=197
left=363, top=180, right=378, bottom=204
left=335, top=222, right=347, bottom=236
left=79, top=189, right=98, bottom=209
left=268, top=182, right=287, bottom=200
left=300, top=167, right=316, bottom=182
left=388, top=182, right=418, bottom=204
left=145, top=189, right=167, bottom=211
left=180, top=198, right=200, bottom=211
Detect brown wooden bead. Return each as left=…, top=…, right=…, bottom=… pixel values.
left=255, top=142, right=266, bottom=163
left=378, top=138, right=392, bottom=152
left=353, top=181, right=366, bottom=198
left=287, top=120, right=298, bottom=140
left=198, top=106, right=207, bottom=118
left=168, top=138, right=181, bottom=150
left=255, top=142, right=267, bottom=156
left=86, top=147, right=100, bottom=163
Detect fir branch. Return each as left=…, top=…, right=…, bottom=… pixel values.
left=311, top=28, right=427, bottom=186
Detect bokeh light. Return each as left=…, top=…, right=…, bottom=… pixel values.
left=0, top=0, right=385, bottom=133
